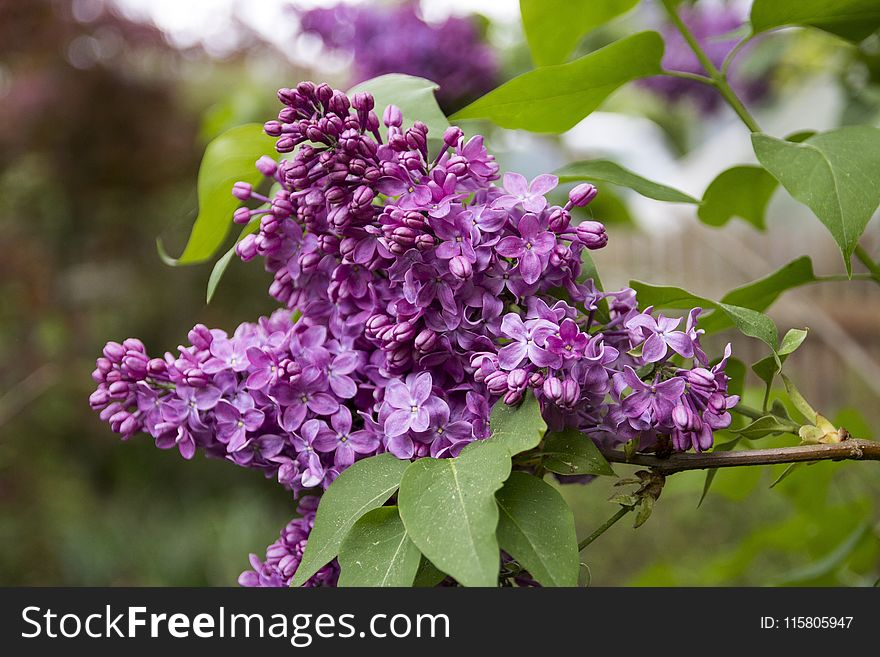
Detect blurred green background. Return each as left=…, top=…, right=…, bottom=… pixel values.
left=0, top=0, right=877, bottom=586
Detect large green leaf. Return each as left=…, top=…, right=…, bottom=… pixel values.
left=698, top=165, right=778, bottom=229
left=495, top=472, right=579, bottom=587
left=750, top=0, right=880, bottom=43
left=451, top=32, right=664, bottom=133
left=337, top=506, right=421, bottom=587
left=159, top=123, right=274, bottom=265
left=752, top=127, right=880, bottom=275
left=488, top=392, right=547, bottom=456
left=520, top=0, right=640, bottom=66
left=556, top=159, right=698, bottom=204
left=292, top=453, right=409, bottom=586
left=541, top=429, right=615, bottom=476
left=630, top=281, right=780, bottom=354
left=398, top=440, right=512, bottom=587
left=349, top=74, right=449, bottom=139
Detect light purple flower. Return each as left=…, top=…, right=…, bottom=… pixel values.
left=497, top=314, right=559, bottom=370
left=495, top=214, right=557, bottom=284
left=495, top=172, right=558, bottom=212
left=382, top=372, right=434, bottom=437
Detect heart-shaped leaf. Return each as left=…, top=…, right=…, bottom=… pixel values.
left=495, top=472, right=579, bottom=587
left=349, top=74, right=449, bottom=139
left=752, top=127, right=880, bottom=275
left=398, top=440, right=512, bottom=587
left=698, top=165, right=778, bottom=229
left=488, top=392, right=547, bottom=456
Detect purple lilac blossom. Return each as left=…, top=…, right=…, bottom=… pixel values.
left=297, top=1, right=497, bottom=110
left=638, top=5, right=769, bottom=113
left=89, top=80, right=740, bottom=586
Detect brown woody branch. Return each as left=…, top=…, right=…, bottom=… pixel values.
left=600, top=439, right=880, bottom=475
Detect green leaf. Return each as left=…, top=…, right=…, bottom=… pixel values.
left=205, top=220, right=260, bottom=303
left=699, top=257, right=816, bottom=333
left=752, top=127, right=880, bottom=275
left=769, top=463, right=803, bottom=489
left=451, top=32, right=664, bottom=133
left=488, top=392, right=547, bottom=456
left=750, top=0, right=880, bottom=43
left=697, top=165, right=778, bottom=228
left=717, top=303, right=779, bottom=354
left=520, top=0, right=640, bottom=66
left=158, top=123, right=274, bottom=265
left=398, top=440, right=512, bottom=587
left=349, top=74, right=449, bottom=140
left=495, top=472, right=579, bottom=587
left=292, top=453, right=409, bottom=587
left=698, top=437, right=741, bottom=507
left=337, top=506, right=421, bottom=587
left=555, top=159, right=698, bottom=204
left=541, top=428, right=615, bottom=476
left=412, top=556, right=447, bottom=588
left=578, top=250, right=610, bottom=322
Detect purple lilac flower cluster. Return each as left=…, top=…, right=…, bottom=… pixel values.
left=639, top=4, right=768, bottom=113
left=297, top=1, right=497, bottom=110
left=89, top=81, right=738, bottom=586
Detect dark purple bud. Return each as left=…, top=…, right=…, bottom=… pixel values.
left=351, top=92, right=374, bottom=112
left=366, top=314, right=391, bottom=332
left=414, top=234, right=435, bottom=251
left=547, top=207, right=571, bottom=232
left=414, top=328, right=438, bottom=352
left=575, top=221, right=608, bottom=250
left=560, top=379, right=581, bottom=407
left=485, top=371, right=509, bottom=395
left=529, top=372, right=545, bottom=388
left=264, top=120, right=283, bottom=137
left=503, top=390, right=523, bottom=405
left=147, top=358, right=167, bottom=376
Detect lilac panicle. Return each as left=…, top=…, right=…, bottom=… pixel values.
left=89, top=80, right=739, bottom=586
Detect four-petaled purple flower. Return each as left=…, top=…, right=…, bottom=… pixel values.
left=626, top=312, right=696, bottom=363
left=215, top=400, right=266, bottom=452
left=495, top=214, right=557, bottom=284
left=498, top=313, right=559, bottom=370
left=313, top=406, right=378, bottom=468
left=382, top=371, right=435, bottom=439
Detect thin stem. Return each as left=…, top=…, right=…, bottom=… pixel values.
left=601, top=439, right=880, bottom=475
left=660, top=69, right=715, bottom=85
left=660, top=0, right=761, bottom=132
left=854, top=244, right=880, bottom=281
left=578, top=506, right=633, bottom=551
left=721, top=33, right=754, bottom=77
left=731, top=404, right=766, bottom=421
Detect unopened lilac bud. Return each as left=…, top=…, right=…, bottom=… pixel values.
left=264, top=120, right=283, bottom=137
left=256, top=155, right=278, bottom=177
left=569, top=183, right=598, bottom=207
left=503, top=389, right=524, bottom=405
left=89, top=388, right=109, bottom=410
left=529, top=372, right=545, bottom=388
left=547, top=207, right=571, bottom=232
left=383, top=104, right=403, bottom=128
left=366, top=314, right=391, bottom=333
left=119, top=415, right=140, bottom=437
left=351, top=185, right=374, bottom=208
left=236, top=234, right=259, bottom=261
left=415, top=234, right=435, bottom=251
left=575, top=221, right=608, bottom=250
left=391, top=320, right=416, bottom=343
left=443, top=126, right=463, bottom=147
left=103, top=341, right=126, bottom=363
left=108, top=381, right=130, bottom=399
left=123, top=355, right=148, bottom=377
left=549, top=245, right=568, bottom=267
left=485, top=371, right=509, bottom=395
left=414, top=328, right=438, bottom=352
left=543, top=377, right=563, bottom=403
left=508, top=368, right=528, bottom=391
left=299, top=252, right=322, bottom=273
left=235, top=207, right=254, bottom=225
left=148, top=358, right=167, bottom=376
left=560, top=379, right=581, bottom=407
left=449, top=255, right=472, bottom=281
